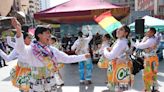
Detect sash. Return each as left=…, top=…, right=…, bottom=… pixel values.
left=32, top=41, right=57, bottom=72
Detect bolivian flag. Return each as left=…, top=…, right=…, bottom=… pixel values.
left=94, top=11, right=122, bottom=34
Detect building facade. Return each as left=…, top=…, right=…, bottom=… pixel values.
left=108, top=0, right=135, bottom=11
left=135, top=0, right=164, bottom=19
left=29, top=0, right=40, bottom=17
left=106, top=0, right=135, bottom=24
left=40, top=0, right=50, bottom=10
left=14, top=0, right=29, bottom=14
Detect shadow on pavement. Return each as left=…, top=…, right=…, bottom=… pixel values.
left=79, top=85, right=94, bottom=92
left=2, top=76, right=10, bottom=81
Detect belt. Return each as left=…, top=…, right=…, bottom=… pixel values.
left=17, top=62, right=29, bottom=68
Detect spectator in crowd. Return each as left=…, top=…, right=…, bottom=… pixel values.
left=71, top=25, right=93, bottom=84
left=62, top=34, right=69, bottom=50
left=0, top=39, right=8, bottom=67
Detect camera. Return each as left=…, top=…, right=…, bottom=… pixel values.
left=0, top=17, right=14, bottom=30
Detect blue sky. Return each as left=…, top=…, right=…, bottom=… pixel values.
left=50, top=0, right=70, bottom=7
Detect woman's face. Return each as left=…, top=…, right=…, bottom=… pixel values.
left=102, top=35, right=108, bottom=41
left=38, top=30, right=51, bottom=45
left=24, top=35, right=31, bottom=45
left=116, top=27, right=127, bottom=38
left=145, top=29, right=154, bottom=37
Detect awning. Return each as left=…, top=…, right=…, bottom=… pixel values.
left=34, top=0, right=130, bottom=24
left=129, top=15, right=164, bottom=32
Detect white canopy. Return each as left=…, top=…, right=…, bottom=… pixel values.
left=129, top=15, right=164, bottom=32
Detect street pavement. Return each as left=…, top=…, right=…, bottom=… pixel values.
left=0, top=59, right=164, bottom=92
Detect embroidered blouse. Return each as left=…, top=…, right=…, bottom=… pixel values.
left=104, top=38, right=129, bottom=60
left=15, top=34, right=88, bottom=67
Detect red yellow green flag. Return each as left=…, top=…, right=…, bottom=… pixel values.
left=94, top=11, right=122, bottom=34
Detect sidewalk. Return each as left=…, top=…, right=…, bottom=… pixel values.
left=0, top=59, right=164, bottom=92
left=0, top=60, right=19, bottom=92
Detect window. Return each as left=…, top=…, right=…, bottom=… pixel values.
left=29, top=5, right=34, bottom=8
left=29, top=1, right=33, bottom=3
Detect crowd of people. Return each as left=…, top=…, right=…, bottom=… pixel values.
left=0, top=17, right=162, bottom=92
left=0, top=38, right=8, bottom=67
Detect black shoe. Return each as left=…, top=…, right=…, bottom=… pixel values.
left=57, top=83, right=64, bottom=86
left=104, top=81, right=108, bottom=84
left=152, top=90, right=160, bottom=92
left=80, top=80, right=85, bottom=85
left=85, top=80, right=92, bottom=85
left=4, top=64, right=8, bottom=66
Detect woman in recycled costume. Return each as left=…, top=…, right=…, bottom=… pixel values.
left=134, top=28, right=159, bottom=92
left=0, top=32, right=31, bottom=92
left=97, top=34, right=112, bottom=83
left=12, top=18, right=91, bottom=92
left=103, top=25, right=134, bottom=91
left=97, top=34, right=111, bottom=69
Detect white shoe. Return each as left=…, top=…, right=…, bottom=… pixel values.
left=54, top=73, right=64, bottom=86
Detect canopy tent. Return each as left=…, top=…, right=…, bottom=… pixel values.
left=34, top=0, right=130, bottom=24
left=129, top=15, right=164, bottom=32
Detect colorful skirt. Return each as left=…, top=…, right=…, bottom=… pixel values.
left=29, top=76, right=57, bottom=92
left=10, top=63, right=31, bottom=91
left=29, top=67, right=57, bottom=92
left=56, top=63, right=64, bottom=71
left=107, top=59, right=134, bottom=91
left=143, top=55, right=159, bottom=91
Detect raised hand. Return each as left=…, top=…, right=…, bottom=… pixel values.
left=11, top=18, right=22, bottom=38
left=86, top=25, right=91, bottom=31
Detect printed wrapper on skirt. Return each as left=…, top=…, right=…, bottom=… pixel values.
left=107, top=59, right=134, bottom=91
left=10, top=65, right=31, bottom=91
left=143, top=55, right=158, bottom=91
left=97, top=56, right=109, bottom=69
left=56, top=63, right=64, bottom=71
left=29, top=67, right=57, bottom=92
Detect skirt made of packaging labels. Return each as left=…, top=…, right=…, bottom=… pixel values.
left=29, top=75, right=57, bottom=92
left=10, top=62, right=31, bottom=91
left=143, top=55, right=158, bottom=86
left=30, top=66, right=56, bottom=80
left=56, top=63, right=64, bottom=71
left=107, top=59, right=134, bottom=91
left=29, top=67, right=57, bottom=91
left=97, top=56, right=110, bottom=69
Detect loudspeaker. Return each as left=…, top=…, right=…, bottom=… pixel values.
left=135, top=19, right=144, bottom=35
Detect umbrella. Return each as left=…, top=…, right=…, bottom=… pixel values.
left=34, top=0, right=130, bottom=24
left=129, top=15, right=164, bottom=32
left=0, top=0, right=13, bottom=16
